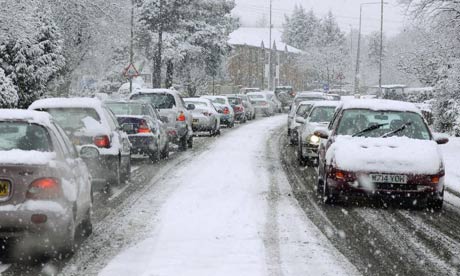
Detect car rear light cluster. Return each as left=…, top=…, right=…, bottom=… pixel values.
left=330, top=167, right=356, bottom=182
left=223, top=107, right=230, bottom=115
left=177, top=111, right=186, bottom=121
left=26, top=178, right=61, bottom=200
left=94, top=135, right=111, bottom=148
left=138, top=119, right=151, bottom=133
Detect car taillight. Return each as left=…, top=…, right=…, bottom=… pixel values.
left=138, top=119, right=151, bottom=133
left=26, top=178, right=61, bottom=200
left=234, top=106, right=243, bottom=112
left=223, top=107, right=230, bottom=114
left=330, top=167, right=356, bottom=181
left=177, top=112, right=186, bottom=121
left=94, top=135, right=110, bottom=148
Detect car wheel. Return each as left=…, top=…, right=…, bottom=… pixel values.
left=149, top=149, right=160, bottom=162
left=79, top=208, right=93, bottom=238
left=427, top=192, right=444, bottom=211
left=59, top=218, right=76, bottom=256
left=161, top=142, right=170, bottom=159
left=317, top=179, right=324, bottom=197
left=287, top=129, right=291, bottom=137
left=120, top=157, right=131, bottom=184
left=323, top=180, right=337, bottom=204
left=297, top=144, right=307, bottom=166
left=179, top=135, right=187, bottom=151
left=188, top=135, right=193, bottom=148
left=109, top=161, right=121, bottom=186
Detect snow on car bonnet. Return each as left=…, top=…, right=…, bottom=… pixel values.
left=340, top=99, right=421, bottom=114
left=326, top=136, right=442, bottom=175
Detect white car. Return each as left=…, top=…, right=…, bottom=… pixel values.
left=247, top=92, right=275, bottom=116
left=184, top=98, right=221, bottom=136
left=201, top=95, right=235, bottom=128
left=262, top=91, right=283, bottom=113
left=29, top=98, right=132, bottom=187
left=287, top=101, right=317, bottom=144
left=316, top=99, right=448, bottom=208
left=296, top=101, right=340, bottom=166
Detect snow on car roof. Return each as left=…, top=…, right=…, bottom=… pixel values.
left=340, top=99, right=421, bottom=113
left=297, top=101, right=318, bottom=106
left=132, top=88, right=177, bottom=95
left=0, top=109, right=52, bottom=127
left=29, top=97, right=104, bottom=110
left=184, top=98, right=211, bottom=103
left=312, top=101, right=341, bottom=107
left=296, top=91, right=326, bottom=97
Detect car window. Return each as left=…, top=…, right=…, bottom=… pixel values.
left=296, top=104, right=313, bottom=117
left=52, top=122, right=78, bottom=158
left=42, top=108, right=101, bottom=132
left=131, top=93, right=176, bottom=109
left=0, top=122, right=52, bottom=152
left=106, top=102, right=145, bottom=116
left=308, top=106, right=336, bottom=123
left=103, top=107, right=119, bottom=131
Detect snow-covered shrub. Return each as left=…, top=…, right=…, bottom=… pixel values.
left=0, top=68, right=18, bottom=108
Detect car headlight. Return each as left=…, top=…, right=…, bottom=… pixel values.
left=308, top=134, right=320, bottom=145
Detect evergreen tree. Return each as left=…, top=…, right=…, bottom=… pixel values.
left=0, top=68, right=18, bottom=108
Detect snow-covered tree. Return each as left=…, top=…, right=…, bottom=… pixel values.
left=282, top=6, right=319, bottom=50
left=0, top=68, right=18, bottom=108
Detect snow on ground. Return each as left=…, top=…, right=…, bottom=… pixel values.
left=99, top=115, right=358, bottom=276
left=440, top=137, right=460, bottom=194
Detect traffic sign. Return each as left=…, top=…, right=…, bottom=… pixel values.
left=123, top=63, right=139, bottom=78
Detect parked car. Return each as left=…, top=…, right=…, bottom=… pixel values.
left=291, top=91, right=329, bottom=109
left=263, top=91, right=283, bottom=113
left=0, top=110, right=93, bottom=254
left=287, top=101, right=317, bottom=144
left=316, top=99, right=448, bottom=209
left=238, top=94, right=256, bottom=120
left=105, top=100, right=170, bottom=161
left=226, top=95, right=247, bottom=123
left=248, top=91, right=277, bottom=113
left=130, top=89, right=193, bottom=151
left=251, top=99, right=275, bottom=117
left=201, top=95, right=235, bottom=128
left=296, top=101, right=339, bottom=165
left=241, top=87, right=260, bottom=94
left=183, top=98, right=221, bottom=136
left=275, top=86, right=296, bottom=109
left=29, top=98, right=132, bottom=187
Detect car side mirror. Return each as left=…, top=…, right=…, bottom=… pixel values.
left=217, top=109, right=223, bottom=114
left=186, top=104, right=195, bottom=110
left=433, top=133, right=449, bottom=145
left=314, top=129, right=329, bottom=139
left=295, top=117, right=306, bottom=124
left=122, top=123, right=134, bottom=133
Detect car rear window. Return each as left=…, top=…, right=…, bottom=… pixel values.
left=42, top=108, right=101, bottom=132
left=185, top=101, right=208, bottom=108
left=106, top=103, right=144, bottom=116
left=296, top=104, right=313, bottom=116
left=209, top=98, right=226, bottom=105
left=131, top=93, right=176, bottom=109
left=0, top=122, right=52, bottom=152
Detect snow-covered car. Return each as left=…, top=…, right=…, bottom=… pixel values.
left=226, top=95, right=247, bottom=123
left=105, top=100, right=170, bottom=161
left=248, top=91, right=277, bottom=113
left=201, top=95, right=235, bottom=128
left=130, top=89, right=193, bottom=151
left=316, top=99, right=448, bottom=209
left=275, top=86, right=296, bottom=109
left=0, top=110, right=93, bottom=254
left=296, top=101, right=339, bottom=165
left=291, top=91, right=329, bottom=109
left=251, top=99, right=275, bottom=117
left=29, top=98, right=132, bottom=187
left=184, top=98, right=221, bottom=136
left=287, top=101, right=317, bottom=144
left=263, top=91, right=283, bottom=113
left=225, top=94, right=255, bottom=121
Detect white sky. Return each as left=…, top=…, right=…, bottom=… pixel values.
left=233, top=0, right=410, bottom=36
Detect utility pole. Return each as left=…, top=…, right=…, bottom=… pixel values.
left=379, top=0, right=384, bottom=94
left=129, top=0, right=134, bottom=94
left=268, top=0, right=272, bottom=91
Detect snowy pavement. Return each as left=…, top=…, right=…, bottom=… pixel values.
left=98, top=115, right=359, bottom=276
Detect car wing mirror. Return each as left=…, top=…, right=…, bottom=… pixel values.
left=295, top=117, right=306, bottom=124
left=314, top=128, right=329, bottom=139
left=186, top=104, right=195, bottom=110
left=433, top=133, right=449, bottom=144
left=80, top=146, right=100, bottom=159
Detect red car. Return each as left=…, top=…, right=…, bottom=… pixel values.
left=316, top=99, right=448, bottom=210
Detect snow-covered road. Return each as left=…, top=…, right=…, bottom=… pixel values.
left=98, top=115, right=358, bottom=276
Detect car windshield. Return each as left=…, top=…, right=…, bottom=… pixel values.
left=131, top=93, right=176, bottom=109
left=106, top=103, right=145, bottom=116
left=296, top=104, right=313, bottom=117
left=0, top=122, right=51, bottom=152
left=308, top=106, right=336, bottom=122
left=43, top=108, right=101, bottom=132
left=336, top=109, right=431, bottom=140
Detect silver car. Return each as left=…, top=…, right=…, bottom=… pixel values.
left=0, top=110, right=93, bottom=255
left=288, top=101, right=317, bottom=145
left=184, top=98, right=221, bottom=136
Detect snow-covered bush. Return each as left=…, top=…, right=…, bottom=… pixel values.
left=0, top=68, right=18, bottom=108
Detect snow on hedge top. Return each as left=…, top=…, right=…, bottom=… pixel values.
left=340, top=99, right=421, bottom=114
left=326, top=136, right=442, bottom=174
left=0, top=109, right=52, bottom=127
left=29, top=97, right=103, bottom=110
left=229, top=27, right=303, bottom=54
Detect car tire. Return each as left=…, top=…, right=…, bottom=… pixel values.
left=161, top=142, right=170, bottom=159
left=149, top=149, right=160, bottom=162
left=120, top=157, right=131, bottom=184
left=287, top=129, right=291, bottom=137
left=79, top=208, right=93, bottom=238
left=323, top=180, right=337, bottom=204
left=297, top=144, right=307, bottom=166
left=179, top=135, right=187, bottom=151
left=188, top=135, right=193, bottom=148
left=60, top=218, right=76, bottom=256
left=427, top=192, right=444, bottom=211
left=109, top=161, right=121, bottom=186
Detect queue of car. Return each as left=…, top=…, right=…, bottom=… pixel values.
left=289, top=95, right=448, bottom=211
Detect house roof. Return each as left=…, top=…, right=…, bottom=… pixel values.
left=228, top=27, right=303, bottom=54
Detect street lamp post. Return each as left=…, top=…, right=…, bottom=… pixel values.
left=354, top=2, right=387, bottom=94
left=129, top=0, right=135, bottom=94
left=379, top=0, right=384, bottom=94
left=268, top=0, right=272, bottom=91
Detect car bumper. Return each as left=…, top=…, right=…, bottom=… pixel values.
left=220, top=115, right=234, bottom=125
left=234, top=112, right=246, bottom=121
left=166, top=124, right=188, bottom=143
left=301, top=143, right=319, bottom=158
left=128, top=135, right=158, bottom=154
left=83, top=154, right=119, bottom=183
left=192, top=117, right=213, bottom=131
left=254, top=107, right=272, bottom=115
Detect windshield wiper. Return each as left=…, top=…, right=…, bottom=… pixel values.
left=381, top=122, right=412, bottom=138
left=352, top=123, right=387, bottom=137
